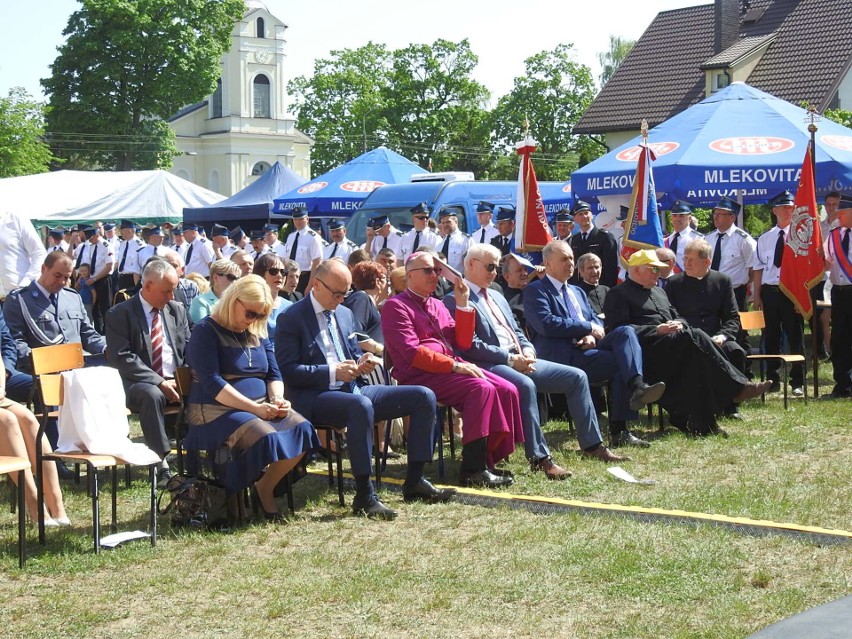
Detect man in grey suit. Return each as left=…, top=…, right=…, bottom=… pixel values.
left=105, top=260, right=189, bottom=484
left=4, top=251, right=106, bottom=373
left=444, top=244, right=629, bottom=476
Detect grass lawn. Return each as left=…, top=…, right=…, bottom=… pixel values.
left=1, top=374, right=849, bottom=638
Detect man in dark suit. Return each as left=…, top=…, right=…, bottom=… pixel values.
left=275, top=259, right=454, bottom=520
left=576, top=253, right=608, bottom=318
left=0, top=305, right=31, bottom=403
left=604, top=250, right=770, bottom=436
left=105, top=260, right=189, bottom=484
left=446, top=245, right=628, bottom=474
left=569, top=200, right=619, bottom=287
left=665, top=239, right=747, bottom=418
left=524, top=240, right=665, bottom=447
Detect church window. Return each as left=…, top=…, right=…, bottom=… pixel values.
left=257, top=17, right=265, bottom=39
left=253, top=74, right=271, bottom=118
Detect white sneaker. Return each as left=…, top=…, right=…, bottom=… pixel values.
left=55, top=516, right=72, bottom=527
left=792, top=387, right=804, bottom=398
left=43, top=517, right=60, bottom=528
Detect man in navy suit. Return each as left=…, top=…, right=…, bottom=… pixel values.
left=0, top=305, right=31, bottom=403
left=523, top=240, right=665, bottom=447
left=276, top=259, right=454, bottom=520
left=445, top=245, right=629, bottom=473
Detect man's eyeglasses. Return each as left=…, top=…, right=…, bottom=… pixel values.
left=474, top=259, right=499, bottom=272
left=238, top=300, right=269, bottom=320
left=266, top=267, right=284, bottom=276
left=410, top=266, right=442, bottom=277
left=316, top=278, right=347, bottom=300
left=642, top=266, right=661, bottom=274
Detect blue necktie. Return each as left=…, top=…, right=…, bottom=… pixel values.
left=561, top=285, right=577, bottom=319
left=323, top=310, right=360, bottom=394
left=50, top=293, right=59, bottom=316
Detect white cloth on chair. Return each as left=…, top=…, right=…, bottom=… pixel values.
left=57, top=367, right=160, bottom=465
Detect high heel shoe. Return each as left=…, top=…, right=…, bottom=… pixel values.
left=250, top=484, right=284, bottom=523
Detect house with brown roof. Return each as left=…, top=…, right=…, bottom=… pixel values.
left=574, top=0, right=852, bottom=150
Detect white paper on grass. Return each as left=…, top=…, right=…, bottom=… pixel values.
left=607, top=466, right=657, bottom=485
left=99, top=530, right=151, bottom=548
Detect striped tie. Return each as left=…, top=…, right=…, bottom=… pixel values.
left=150, top=308, right=164, bottom=376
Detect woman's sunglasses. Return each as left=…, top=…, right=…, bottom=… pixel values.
left=266, top=267, right=285, bottom=276
left=219, top=273, right=238, bottom=282
left=238, top=300, right=269, bottom=320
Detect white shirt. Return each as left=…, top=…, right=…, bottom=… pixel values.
left=824, top=226, right=852, bottom=286
left=0, top=210, right=47, bottom=298
left=704, top=225, right=756, bottom=288
left=466, top=279, right=515, bottom=355
left=185, top=236, right=216, bottom=277
left=666, top=227, right=703, bottom=271
left=753, top=225, right=790, bottom=285
left=74, top=238, right=115, bottom=276
left=398, top=227, right=442, bottom=262
left=322, top=239, right=357, bottom=262
left=369, top=228, right=404, bottom=260
left=436, top=229, right=473, bottom=274
left=127, top=244, right=177, bottom=275
left=309, top=292, right=345, bottom=390
left=283, top=228, right=324, bottom=271
left=472, top=223, right=500, bottom=245
left=546, top=274, right=586, bottom=321
left=116, top=237, right=145, bottom=273
left=139, top=295, right=176, bottom=378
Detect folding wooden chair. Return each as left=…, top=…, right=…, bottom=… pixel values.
left=739, top=310, right=807, bottom=410
left=31, top=343, right=157, bottom=553
left=0, top=456, right=30, bottom=567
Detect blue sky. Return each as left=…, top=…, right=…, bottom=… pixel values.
left=1, top=0, right=702, bottom=107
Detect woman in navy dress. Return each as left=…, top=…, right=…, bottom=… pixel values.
left=185, top=275, right=318, bottom=520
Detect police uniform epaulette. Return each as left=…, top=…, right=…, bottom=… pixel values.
left=321, top=240, right=329, bottom=247
left=394, top=231, right=404, bottom=237
left=346, top=239, right=358, bottom=248
left=308, top=230, right=317, bottom=236
left=463, top=232, right=471, bottom=238
left=62, top=285, right=77, bottom=293
left=734, top=228, right=750, bottom=238
left=199, top=237, right=207, bottom=242
left=136, top=246, right=146, bottom=252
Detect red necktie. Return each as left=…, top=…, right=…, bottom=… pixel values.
left=150, top=308, right=164, bottom=376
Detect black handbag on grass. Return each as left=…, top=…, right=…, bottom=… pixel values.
left=158, top=474, right=229, bottom=530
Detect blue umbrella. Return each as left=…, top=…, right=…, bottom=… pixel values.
left=571, top=82, right=852, bottom=208
left=271, top=146, right=425, bottom=217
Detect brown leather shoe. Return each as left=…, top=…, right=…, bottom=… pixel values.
left=531, top=456, right=572, bottom=480
left=733, top=380, right=773, bottom=403
left=583, top=445, right=631, bottom=463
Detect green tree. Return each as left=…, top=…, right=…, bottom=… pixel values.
left=823, top=107, right=852, bottom=129
left=42, top=0, right=243, bottom=171
left=491, top=44, right=600, bottom=181
left=0, top=88, right=57, bottom=177
left=597, top=35, right=635, bottom=87
left=288, top=42, right=393, bottom=175
left=288, top=39, right=493, bottom=176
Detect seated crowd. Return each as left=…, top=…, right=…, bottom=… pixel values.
left=2, top=191, right=848, bottom=527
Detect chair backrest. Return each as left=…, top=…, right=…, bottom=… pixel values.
left=30, top=343, right=85, bottom=376
left=739, top=310, right=766, bottom=331
left=174, top=366, right=193, bottom=397
left=38, top=374, right=64, bottom=407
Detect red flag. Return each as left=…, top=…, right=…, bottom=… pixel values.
left=779, top=147, right=824, bottom=319
left=514, top=136, right=553, bottom=251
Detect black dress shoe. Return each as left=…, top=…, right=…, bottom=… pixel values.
left=615, top=431, right=651, bottom=448
left=402, top=478, right=456, bottom=503
left=156, top=467, right=174, bottom=489
left=487, top=467, right=514, bottom=479
left=628, top=381, right=666, bottom=410
left=458, top=469, right=513, bottom=488
left=352, top=495, right=397, bottom=520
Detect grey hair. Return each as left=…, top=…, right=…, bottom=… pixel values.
left=141, top=258, right=177, bottom=284
left=576, top=252, right=601, bottom=269
left=542, top=239, right=571, bottom=261
left=464, top=243, right=500, bottom=269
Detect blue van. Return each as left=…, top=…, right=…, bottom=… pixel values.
left=344, top=180, right=573, bottom=246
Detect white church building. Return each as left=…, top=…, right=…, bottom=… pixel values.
left=168, top=1, right=313, bottom=195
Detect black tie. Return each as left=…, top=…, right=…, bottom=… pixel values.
left=382, top=236, right=388, bottom=250
left=480, top=228, right=486, bottom=243
left=711, top=233, right=723, bottom=271
left=50, top=293, right=59, bottom=316
left=502, top=236, right=509, bottom=250
left=582, top=232, right=588, bottom=243
left=89, top=243, right=98, bottom=271
left=289, top=232, right=299, bottom=260
left=440, top=234, right=451, bottom=258
left=773, top=229, right=785, bottom=268
left=330, top=243, right=338, bottom=258
left=153, top=245, right=158, bottom=256
left=669, top=232, right=680, bottom=257
left=119, top=242, right=130, bottom=272
left=185, top=242, right=194, bottom=266
left=412, top=231, right=421, bottom=252
left=842, top=228, right=850, bottom=257
left=75, top=246, right=85, bottom=269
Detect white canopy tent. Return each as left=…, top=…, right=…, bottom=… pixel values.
left=0, top=170, right=225, bottom=228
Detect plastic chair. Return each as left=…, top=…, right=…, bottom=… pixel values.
left=31, top=343, right=157, bottom=553
left=739, top=310, right=807, bottom=410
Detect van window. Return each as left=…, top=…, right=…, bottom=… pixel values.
left=345, top=207, right=413, bottom=246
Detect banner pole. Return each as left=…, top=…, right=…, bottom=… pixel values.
left=808, top=111, right=820, bottom=398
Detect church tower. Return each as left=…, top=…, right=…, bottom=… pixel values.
left=168, top=1, right=313, bottom=195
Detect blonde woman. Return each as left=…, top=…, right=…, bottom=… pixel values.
left=188, top=259, right=241, bottom=324
left=185, top=275, right=318, bottom=521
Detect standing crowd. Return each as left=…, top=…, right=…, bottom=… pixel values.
left=0, top=189, right=849, bottom=524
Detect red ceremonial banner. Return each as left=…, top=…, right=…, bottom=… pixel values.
left=515, top=137, right=553, bottom=251
left=779, top=147, right=824, bottom=319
